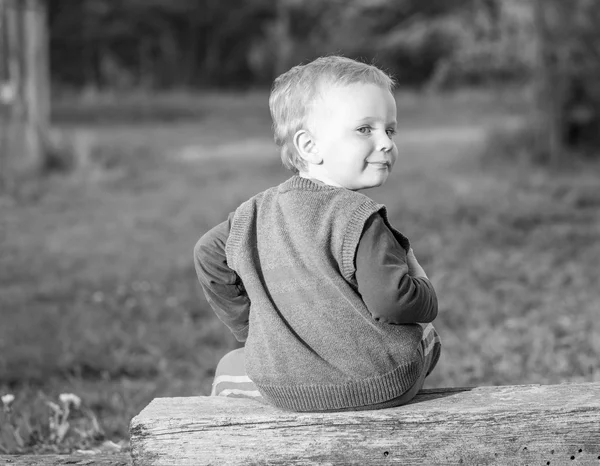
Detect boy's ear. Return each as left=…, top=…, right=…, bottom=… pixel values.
left=293, top=129, right=322, bottom=165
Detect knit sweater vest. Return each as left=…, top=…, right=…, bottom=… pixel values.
left=225, top=176, right=424, bottom=411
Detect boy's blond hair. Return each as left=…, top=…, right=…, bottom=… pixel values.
left=269, top=56, right=396, bottom=173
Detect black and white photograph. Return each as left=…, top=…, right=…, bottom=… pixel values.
left=1, top=0, right=599, bottom=464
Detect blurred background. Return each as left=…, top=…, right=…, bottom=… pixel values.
left=1, top=0, right=599, bottom=455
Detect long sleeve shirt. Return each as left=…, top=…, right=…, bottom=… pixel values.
left=194, top=212, right=437, bottom=343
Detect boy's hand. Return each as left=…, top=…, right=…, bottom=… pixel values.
left=407, top=248, right=428, bottom=279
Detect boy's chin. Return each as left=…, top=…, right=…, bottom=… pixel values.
left=352, top=177, right=388, bottom=191
left=366, top=172, right=390, bottom=188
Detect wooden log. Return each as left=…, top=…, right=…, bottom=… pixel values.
left=130, top=383, right=600, bottom=465
left=0, top=452, right=130, bottom=465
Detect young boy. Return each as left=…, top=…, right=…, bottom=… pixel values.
left=194, top=56, right=441, bottom=412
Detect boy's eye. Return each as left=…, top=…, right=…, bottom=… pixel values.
left=357, top=126, right=372, bottom=134
left=386, top=128, right=397, bottom=138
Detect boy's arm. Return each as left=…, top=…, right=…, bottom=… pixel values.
left=194, top=213, right=250, bottom=342
left=355, top=213, right=438, bottom=324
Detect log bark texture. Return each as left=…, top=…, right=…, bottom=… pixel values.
left=0, top=453, right=130, bottom=465
left=130, top=383, right=600, bottom=465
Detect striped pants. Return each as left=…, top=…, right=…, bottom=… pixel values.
left=211, top=323, right=442, bottom=410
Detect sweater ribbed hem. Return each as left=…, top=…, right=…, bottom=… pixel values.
left=254, top=358, right=423, bottom=412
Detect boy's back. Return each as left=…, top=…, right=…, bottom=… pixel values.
left=224, top=176, right=424, bottom=411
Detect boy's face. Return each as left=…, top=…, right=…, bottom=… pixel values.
left=308, top=82, right=398, bottom=191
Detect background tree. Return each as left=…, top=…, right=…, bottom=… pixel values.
left=532, top=0, right=600, bottom=162
left=0, top=0, right=50, bottom=192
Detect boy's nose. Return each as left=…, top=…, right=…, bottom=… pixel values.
left=377, top=133, right=394, bottom=153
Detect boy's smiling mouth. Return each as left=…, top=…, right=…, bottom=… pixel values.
left=368, top=161, right=391, bottom=169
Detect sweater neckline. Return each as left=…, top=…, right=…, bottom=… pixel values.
left=282, top=175, right=340, bottom=192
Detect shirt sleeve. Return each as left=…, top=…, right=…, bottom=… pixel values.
left=193, top=212, right=250, bottom=342
left=355, top=213, right=438, bottom=324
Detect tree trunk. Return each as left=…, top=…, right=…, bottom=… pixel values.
left=0, top=0, right=49, bottom=194
left=23, top=0, right=50, bottom=166
left=0, top=0, right=9, bottom=190
left=532, top=0, right=563, bottom=164
left=158, top=29, right=178, bottom=88
left=184, top=19, right=199, bottom=87
left=273, top=0, right=294, bottom=77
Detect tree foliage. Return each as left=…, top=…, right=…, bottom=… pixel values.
left=429, top=0, right=536, bottom=87
left=531, top=0, right=600, bottom=160
left=49, top=0, right=275, bottom=89
left=48, top=0, right=489, bottom=90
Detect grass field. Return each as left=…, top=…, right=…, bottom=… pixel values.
left=1, top=88, right=599, bottom=453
